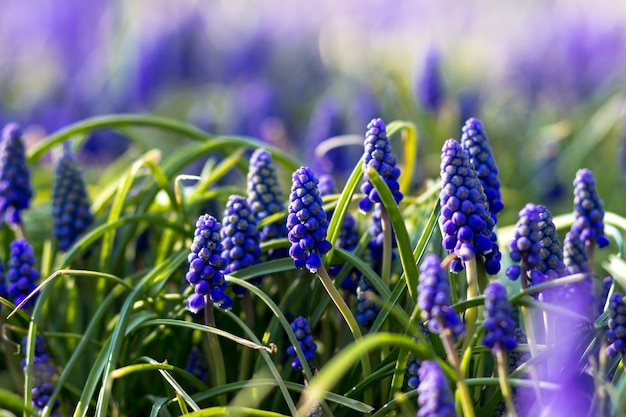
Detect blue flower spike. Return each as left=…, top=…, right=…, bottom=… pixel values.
left=416, top=360, right=458, bottom=417
left=185, top=214, right=232, bottom=313
left=460, top=118, right=503, bottom=223
left=286, top=316, right=317, bottom=371
left=22, top=336, right=61, bottom=416
left=52, top=145, right=95, bottom=251
left=355, top=276, right=381, bottom=328
left=0, top=123, right=33, bottom=225
left=482, top=282, right=518, bottom=352
left=439, top=138, right=501, bottom=274
left=220, top=195, right=263, bottom=295
left=572, top=168, right=610, bottom=249
left=286, top=166, right=332, bottom=273
left=246, top=148, right=288, bottom=259
left=606, top=293, right=626, bottom=357
left=6, top=239, right=39, bottom=310
left=358, top=118, right=403, bottom=214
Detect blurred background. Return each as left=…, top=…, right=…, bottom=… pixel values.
left=2, top=0, right=626, bottom=224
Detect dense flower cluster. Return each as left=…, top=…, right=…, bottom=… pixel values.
left=505, top=203, right=566, bottom=293
left=417, top=360, right=457, bottom=417
left=439, top=138, right=501, bottom=274
left=417, top=253, right=465, bottom=340
left=286, top=167, right=332, bottom=273
left=246, top=148, right=288, bottom=258
left=358, top=118, right=403, bottom=213
left=406, top=353, right=420, bottom=390
left=52, top=147, right=94, bottom=251
left=460, top=117, right=503, bottom=222
left=606, top=293, right=626, bottom=357
left=0, top=123, right=33, bottom=225
left=286, top=316, right=317, bottom=370
left=482, top=282, right=518, bottom=352
left=6, top=239, right=39, bottom=309
left=22, top=336, right=60, bottom=416
left=572, top=168, right=609, bottom=248
left=185, top=214, right=232, bottom=313
left=355, top=277, right=380, bottom=328
left=220, top=195, right=263, bottom=295
left=416, top=48, right=444, bottom=114
left=563, top=229, right=594, bottom=317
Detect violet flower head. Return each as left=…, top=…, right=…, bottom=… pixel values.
left=505, top=203, right=566, bottom=293
left=416, top=360, right=457, bottom=417
left=286, top=316, right=317, bottom=370
left=355, top=276, right=380, bottom=328
left=606, top=293, right=626, bottom=357
left=416, top=48, right=445, bottom=114
left=439, top=139, right=501, bottom=274
left=562, top=229, right=594, bottom=317
left=460, top=118, right=503, bottom=222
left=185, top=347, right=208, bottom=382
left=185, top=214, right=232, bottom=313
left=220, top=195, right=263, bottom=295
left=358, top=118, right=403, bottom=213
left=21, top=336, right=60, bottom=416
left=482, top=282, right=518, bottom=352
left=417, top=254, right=465, bottom=340
left=0, top=123, right=33, bottom=225
left=572, top=168, right=609, bottom=248
left=52, top=146, right=94, bottom=251
left=406, top=352, right=421, bottom=390
left=246, top=148, right=288, bottom=259
left=286, top=167, right=332, bottom=273
left=6, top=239, right=39, bottom=309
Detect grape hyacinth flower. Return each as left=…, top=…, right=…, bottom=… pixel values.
left=52, top=146, right=94, bottom=251
left=246, top=148, right=288, bottom=259
left=417, top=254, right=465, bottom=340
left=286, top=167, right=332, bottom=273
left=416, top=47, right=445, bottom=114
left=358, top=118, right=403, bottom=214
left=406, top=353, right=421, bottom=390
left=563, top=229, right=594, bottom=317
left=606, top=293, right=626, bottom=357
left=220, top=195, right=263, bottom=295
left=482, top=282, right=518, bottom=352
left=0, top=123, right=33, bottom=225
left=416, top=360, right=457, bottom=417
left=355, top=277, right=380, bottom=328
left=572, top=168, right=609, bottom=248
left=185, top=214, right=232, bottom=313
left=505, top=203, right=566, bottom=293
left=22, top=336, right=60, bottom=416
left=286, top=316, right=317, bottom=370
left=185, top=347, right=208, bottom=382
left=439, top=138, right=501, bottom=274
left=6, top=239, right=39, bottom=309
left=460, top=118, right=503, bottom=223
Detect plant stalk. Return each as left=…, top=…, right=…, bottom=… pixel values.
left=496, top=348, right=518, bottom=417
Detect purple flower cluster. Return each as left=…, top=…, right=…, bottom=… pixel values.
left=52, top=148, right=94, bottom=251
left=286, top=167, right=332, bottom=273
left=22, top=336, right=61, bottom=416
left=572, top=168, right=609, bottom=248
left=406, top=353, right=420, bottom=390
left=606, top=293, right=626, bottom=357
left=416, top=360, right=457, bottom=417
left=460, top=118, right=503, bottom=223
left=439, top=138, right=501, bottom=274
left=220, top=195, right=263, bottom=295
left=185, top=214, right=232, bottom=313
left=358, top=118, right=403, bottom=213
left=562, top=229, right=594, bottom=317
left=185, top=347, right=208, bottom=382
left=355, top=277, right=380, bottom=328
left=417, top=254, right=465, bottom=340
left=505, top=203, right=566, bottom=291
left=482, top=282, right=518, bottom=352
left=416, top=48, right=445, bottom=114
left=0, top=123, right=33, bottom=225
left=286, top=316, right=317, bottom=370
left=6, top=239, right=39, bottom=309
left=246, top=148, right=288, bottom=259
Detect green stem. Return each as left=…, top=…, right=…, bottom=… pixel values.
left=496, top=348, right=518, bottom=417
left=238, top=292, right=256, bottom=382
left=380, top=205, right=392, bottom=288
left=317, top=265, right=373, bottom=406
left=439, top=326, right=476, bottom=417
left=203, top=297, right=227, bottom=404
left=462, top=257, right=479, bottom=351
